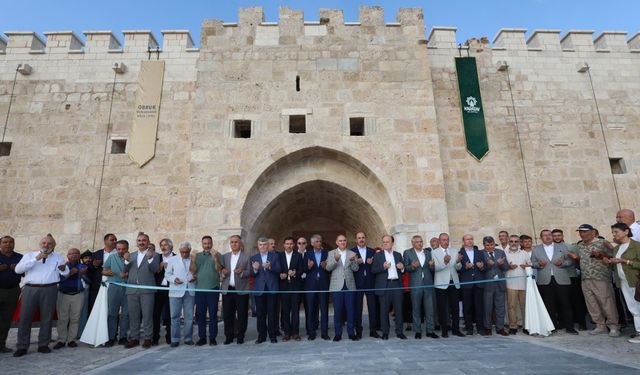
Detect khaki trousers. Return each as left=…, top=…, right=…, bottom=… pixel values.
left=506, top=288, right=525, bottom=329
left=57, top=292, right=84, bottom=342
left=581, top=279, right=619, bottom=329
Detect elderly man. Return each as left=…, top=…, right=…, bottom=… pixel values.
left=0, top=236, right=22, bottom=353
left=54, top=248, right=89, bottom=349
left=125, top=232, right=161, bottom=349
left=14, top=234, right=69, bottom=357
left=530, top=229, right=577, bottom=335
left=568, top=224, right=619, bottom=336
left=404, top=235, right=438, bottom=339
left=190, top=235, right=222, bottom=346
left=302, top=234, right=330, bottom=341
left=251, top=237, right=281, bottom=343
left=102, top=240, right=130, bottom=346
left=326, top=235, right=359, bottom=341
left=616, top=209, right=640, bottom=241
left=505, top=235, right=528, bottom=334
left=152, top=238, right=175, bottom=346
left=372, top=235, right=407, bottom=340
left=433, top=233, right=465, bottom=338
left=221, top=235, right=251, bottom=345
left=165, top=241, right=196, bottom=347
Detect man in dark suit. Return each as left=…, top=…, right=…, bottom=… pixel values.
left=251, top=237, right=281, bottom=343
left=372, top=235, right=407, bottom=340
left=302, top=234, right=330, bottom=340
left=351, top=231, right=379, bottom=339
left=152, top=238, right=175, bottom=345
left=458, top=234, right=485, bottom=336
left=220, top=235, right=251, bottom=345
left=88, top=234, right=117, bottom=314
left=480, top=236, right=510, bottom=336
left=403, top=235, right=438, bottom=339
left=278, top=237, right=303, bottom=341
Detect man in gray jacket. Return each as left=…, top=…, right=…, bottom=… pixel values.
left=326, top=235, right=359, bottom=341
left=125, top=232, right=161, bottom=348
left=403, top=235, right=438, bottom=339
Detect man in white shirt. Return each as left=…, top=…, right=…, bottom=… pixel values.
left=165, top=241, right=196, bottom=347
left=372, top=235, right=406, bottom=340
left=616, top=209, right=640, bottom=241
left=432, top=233, right=465, bottom=337
left=13, top=234, right=69, bottom=357
left=220, top=235, right=251, bottom=344
left=504, top=235, right=528, bottom=334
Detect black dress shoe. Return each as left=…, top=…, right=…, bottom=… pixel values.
left=397, top=333, right=407, bottom=340
left=356, top=332, right=362, bottom=340
left=67, top=341, right=77, bottom=348
left=118, top=338, right=128, bottom=346
left=13, top=349, right=27, bottom=357
left=426, top=332, right=439, bottom=339
left=415, top=333, right=422, bottom=339
left=37, top=346, right=51, bottom=353
left=209, top=339, right=217, bottom=346
left=184, top=341, right=194, bottom=345
left=237, top=338, right=244, bottom=344
left=255, top=338, right=266, bottom=344
left=195, top=338, right=207, bottom=346
left=381, top=334, right=389, bottom=340
left=105, top=339, right=115, bottom=347
left=509, top=329, right=518, bottom=335
left=566, top=328, right=579, bottom=335
left=349, top=335, right=358, bottom=341
left=0, top=346, right=13, bottom=353
left=308, top=335, right=316, bottom=341
left=270, top=338, right=277, bottom=343
left=321, top=334, right=331, bottom=341
left=53, top=342, right=65, bottom=350
left=333, top=336, right=342, bottom=342
left=224, top=338, right=233, bottom=345
left=170, top=343, right=179, bottom=348
left=369, top=331, right=380, bottom=339
left=466, top=329, right=474, bottom=336
left=441, top=332, right=449, bottom=338
left=453, top=331, right=466, bottom=337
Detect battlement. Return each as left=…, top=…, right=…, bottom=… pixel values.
left=428, top=27, right=640, bottom=53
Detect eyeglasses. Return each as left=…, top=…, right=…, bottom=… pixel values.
left=509, top=240, right=519, bottom=243
left=297, top=242, right=306, bottom=245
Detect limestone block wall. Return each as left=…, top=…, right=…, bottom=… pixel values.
left=0, top=30, right=199, bottom=251
left=428, top=28, right=640, bottom=244
left=189, top=6, right=449, bottom=250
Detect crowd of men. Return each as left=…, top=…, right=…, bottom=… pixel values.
left=1, top=209, right=639, bottom=357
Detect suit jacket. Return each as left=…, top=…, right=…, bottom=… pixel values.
left=351, top=246, right=376, bottom=289
left=458, top=247, right=485, bottom=289
left=371, top=250, right=405, bottom=296
left=250, top=252, right=281, bottom=296
left=530, top=242, right=574, bottom=285
left=88, top=248, right=105, bottom=291
left=302, top=249, right=330, bottom=291
left=125, top=250, right=161, bottom=295
left=481, top=249, right=510, bottom=291
left=326, top=248, right=359, bottom=291
left=403, top=248, right=434, bottom=286
left=220, top=250, right=251, bottom=294
left=278, top=251, right=303, bottom=291
left=432, top=247, right=462, bottom=289
left=614, top=239, right=640, bottom=288
left=164, top=256, right=195, bottom=298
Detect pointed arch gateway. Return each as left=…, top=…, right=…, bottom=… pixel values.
left=240, top=146, right=397, bottom=248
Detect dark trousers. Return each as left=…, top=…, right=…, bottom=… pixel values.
left=436, top=286, right=460, bottom=335
left=333, top=285, right=355, bottom=337
left=280, top=290, right=300, bottom=336
left=379, top=280, right=403, bottom=336
left=461, top=285, right=484, bottom=331
left=538, top=277, right=574, bottom=330
left=195, top=289, right=219, bottom=340
left=0, top=286, right=20, bottom=348
left=355, top=289, right=378, bottom=335
left=570, top=276, right=587, bottom=328
left=88, top=285, right=100, bottom=316
left=222, top=289, right=249, bottom=340
left=17, top=285, right=57, bottom=350
left=153, top=289, right=170, bottom=342
left=305, top=291, right=328, bottom=336
left=255, top=292, right=277, bottom=340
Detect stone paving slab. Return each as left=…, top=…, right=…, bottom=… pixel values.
left=3, top=317, right=640, bottom=375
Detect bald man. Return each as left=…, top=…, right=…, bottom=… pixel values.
left=616, top=209, right=640, bottom=241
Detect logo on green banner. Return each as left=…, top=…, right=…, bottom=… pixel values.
left=455, top=57, right=489, bottom=161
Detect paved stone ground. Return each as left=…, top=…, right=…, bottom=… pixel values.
left=3, top=317, right=640, bottom=375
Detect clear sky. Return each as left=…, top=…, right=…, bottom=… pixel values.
left=1, top=0, right=638, bottom=46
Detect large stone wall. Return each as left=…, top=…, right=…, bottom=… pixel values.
left=0, top=7, right=639, bottom=253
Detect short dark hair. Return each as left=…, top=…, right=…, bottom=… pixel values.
left=498, top=231, right=509, bottom=236
left=0, top=235, right=14, bottom=241
left=482, top=236, right=495, bottom=245
left=551, top=229, right=563, bottom=235
left=283, top=236, right=295, bottom=243
left=519, top=234, right=532, bottom=241
left=611, top=222, right=632, bottom=238
left=137, top=232, right=149, bottom=240
left=116, top=240, right=129, bottom=248
left=104, top=233, right=116, bottom=241
left=382, top=234, right=395, bottom=243
left=202, top=235, right=213, bottom=242
left=539, top=229, right=552, bottom=237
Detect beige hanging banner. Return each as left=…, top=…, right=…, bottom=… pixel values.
left=127, top=60, right=165, bottom=167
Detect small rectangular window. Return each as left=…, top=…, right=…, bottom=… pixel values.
left=233, top=120, right=252, bottom=138
left=289, top=115, right=306, bottom=134
left=349, top=117, right=365, bottom=136
left=0, top=142, right=12, bottom=156
left=610, top=158, right=626, bottom=174
left=111, top=139, right=127, bottom=154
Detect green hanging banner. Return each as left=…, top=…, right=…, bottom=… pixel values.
left=455, top=57, right=489, bottom=161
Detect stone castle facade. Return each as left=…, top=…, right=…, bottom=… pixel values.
left=0, top=7, right=638, bottom=252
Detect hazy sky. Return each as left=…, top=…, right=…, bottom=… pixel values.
left=1, top=0, right=638, bottom=46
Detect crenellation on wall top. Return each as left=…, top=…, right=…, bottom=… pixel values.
left=594, top=31, right=628, bottom=52
left=122, top=30, right=159, bottom=52
left=4, top=31, right=46, bottom=53
left=160, top=30, right=195, bottom=50
left=427, top=27, right=457, bottom=49
left=43, top=31, right=84, bottom=51
left=560, top=30, right=595, bottom=51
left=629, top=32, right=640, bottom=50
left=83, top=30, right=122, bottom=52
left=526, top=29, right=561, bottom=50
left=492, top=28, right=527, bottom=50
